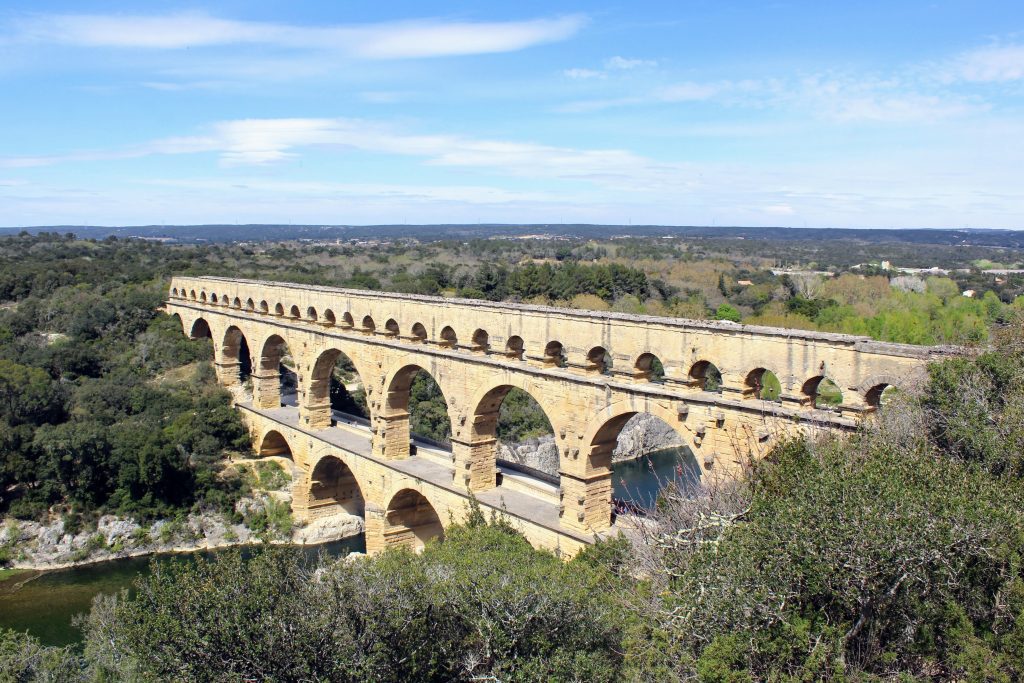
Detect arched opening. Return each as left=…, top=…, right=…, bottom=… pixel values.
left=189, top=289, right=197, bottom=300
left=189, top=317, right=212, bottom=340
left=865, top=383, right=896, bottom=410
left=210, top=293, right=219, bottom=304
left=258, top=430, right=292, bottom=458
left=245, top=298, right=255, bottom=312
left=288, top=305, right=300, bottom=319
left=802, top=376, right=843, bottom=409
left=232, top=297, right=241, bottom=308
left=305, top=348, right=368, bottom=429
left=323, top=309, right=336, bottom=326
left=384, top=319, right=400, bottom=337
left=341, top=312, right=355, bottom=328
left=309, top=456, right=364, bottom=516
left=274, top=303, right=285, bottom=316
left=543, top=341, right=566, bottom=367
left=306, top=307, right=318, bottom=322
left=588, top=412, right=700, bottom=520
left=689, top=360, right=722, bottom=392
left=587, top=346, right=610, bottom=374
left=473, top=385, right=555, bottom=486
left=221, top=293, right=229, bottom=306
left=439, top=326, right=457, bottom=348
left=254, top=334, right=299, bottom=409
left=330, top=352, right=369, bottom=418
left=221, top=326, right=252, bottom=389
left=384, top=366, right=452, bottom=458
left=635, top=353, right=665, bottom=383
left=384, top=489, right=443, bottom=551
left=199, top=291, right=207, bottom=303
left=360, top=315, right=376, bottom=334
left=171, top=287, right=179, bottom=298
left=745, top=368, right=782, bottom=401
left=184, top=318, right=215, bottom=363
left=471, top=329, right=490, bottom=352
left=259, top=300, right=269, bottom=314
left=410, top=322, right=428, bottom=343
left=506, top=336, right=524, bottom=360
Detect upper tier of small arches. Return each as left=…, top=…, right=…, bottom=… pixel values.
left=170, top=284, right=900, bottom=410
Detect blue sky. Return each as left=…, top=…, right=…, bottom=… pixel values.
left=0, top=1, right=1022, bottom=228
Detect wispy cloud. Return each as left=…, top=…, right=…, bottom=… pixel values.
left=11, top=12, right=586, bottom=59
left=141, top=178, right=565, bottom=205
left=562, top=55, right=656, bottom=81
left=943, top=43, right=1024, bottom=83
left=604, top=56, right=657, bottom=70
left=0, top=117, right=690, bottom=191
left=655, top=82, right=722, bottom=102
left=560, top=70, right=985, bottom=123
left=563, top=68, right=605, bottom=80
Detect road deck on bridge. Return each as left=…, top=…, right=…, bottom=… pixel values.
left=237, top=401, right=604, bottom=546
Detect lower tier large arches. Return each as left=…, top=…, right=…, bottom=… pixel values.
left=307, top=455, right=365, bottom=517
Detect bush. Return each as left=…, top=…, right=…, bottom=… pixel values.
left=82, top=520, right=626, bottom=682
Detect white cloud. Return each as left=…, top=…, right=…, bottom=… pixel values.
left=604, top=56, right=656, bottom=70
left=0, top=117, right=691, bottom=192
left=563, top=68, right=605, bottom=79
left=946, top=44, right=1024, bottom=83
left=12, top=12, right=586, bottom=59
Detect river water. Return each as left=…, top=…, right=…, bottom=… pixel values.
left=1, top=450, right=693, bottom=647
left=0, top=536, right=365, bottom=647
left=612, top=446, right=702, bottom=507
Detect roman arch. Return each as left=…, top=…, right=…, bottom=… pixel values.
left=167, top=275, right=952, bottom=555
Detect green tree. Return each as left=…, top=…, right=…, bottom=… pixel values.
left=715, top=303, right=742, bottom=322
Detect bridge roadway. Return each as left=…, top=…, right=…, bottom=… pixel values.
left=166, top=275, right=950, bottom=553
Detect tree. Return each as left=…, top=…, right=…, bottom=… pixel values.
left=0, top=359, right=65, bottom=426
left=715, top=303, right=742, bottom=323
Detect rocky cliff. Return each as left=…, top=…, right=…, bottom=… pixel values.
left=498, top=413, right=684, bottom=477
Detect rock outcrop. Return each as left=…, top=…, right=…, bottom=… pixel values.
left=3, top=494, right=363, bottom=570
left=497, top=414, right=685, bottom=477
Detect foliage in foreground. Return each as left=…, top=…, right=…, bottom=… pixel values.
left=69, top=517, right=621, bottom=683
left=624, top=322, right=1024, bottom=681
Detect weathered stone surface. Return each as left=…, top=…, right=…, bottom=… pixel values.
left=611, top=413, right=684, bottom=461
left=292, top=514, right=364, bottom=545
left=167, top=275, right=943, bottom=549
left=498, top=436, right=559, bottom=475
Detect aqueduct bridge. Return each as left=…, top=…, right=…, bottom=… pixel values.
left=167, top=275, right=951, bottom=555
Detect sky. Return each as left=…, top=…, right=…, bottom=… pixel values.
left=0, top=1, right=1022, bottom=229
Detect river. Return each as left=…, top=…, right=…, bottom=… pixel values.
left=2, top=450, right=694, bottom=647
left=613, top=446, right=702, bottom=507
left=0, top=535, right=365, bottom=647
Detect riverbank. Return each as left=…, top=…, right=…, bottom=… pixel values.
left=0, top=536, right=367, bottom=647
left=2, top=495, right=363, bottom=571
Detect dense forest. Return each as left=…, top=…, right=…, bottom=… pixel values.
left=3, top=316, right=1024, bottom=680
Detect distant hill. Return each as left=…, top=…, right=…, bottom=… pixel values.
left=2, top=223, right=1023, bottom=248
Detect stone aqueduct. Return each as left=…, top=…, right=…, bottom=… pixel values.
left=166, top=275, right=950, bottom=555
